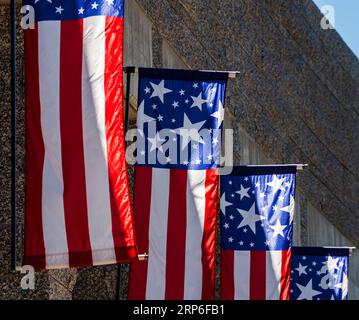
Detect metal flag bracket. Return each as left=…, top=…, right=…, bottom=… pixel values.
left=124, top=66, right=240, bottom=78
left=138, top=253, right=148, bottom=261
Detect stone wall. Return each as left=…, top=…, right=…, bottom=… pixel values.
left=0, top=0, right=358, bottom=299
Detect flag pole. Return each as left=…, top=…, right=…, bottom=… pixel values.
left=123, top=66, right=136, bottom=133
left=115, top=66, right=136, bottom=300
left=240, top=164, right=308, bottom=170
left=124, top=67, right=240, bottom=79
left=10, top=0, right=17, bottom=271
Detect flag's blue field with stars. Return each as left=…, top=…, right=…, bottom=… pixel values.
left=24, top=0, right=124, bottom=22
left=221, top=166, right=296, bottom=251
left=136, top=68, right=228, bottom=169
left=290, top=247, right=349, bottom=300
left=220, top=165, right=297, bottom=300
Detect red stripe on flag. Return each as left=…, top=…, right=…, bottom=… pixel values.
left=220, top=250, right=235, bottom=300
left=59, top=20, right=93, bottom=267
left=165, top=169, right=187, bottom=300
left=104, top=16, right=137, bottom=261
left=250, top=250, right=266, bottom=300
left=128, top=167, right=152, bottom=299
left=201, top=169, right=218, bottom=300
left=23, top=26, right=46, bottom=269
left=280, top=249, right=292, bottom=300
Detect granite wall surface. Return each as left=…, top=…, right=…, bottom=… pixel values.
left=0, top=0, right=358, bottom=299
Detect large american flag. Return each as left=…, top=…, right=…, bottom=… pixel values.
left=128, top=68, right=228, bottom=300
left=23, top=0, right=137, bottom=269
left=290, top=247, right=349, bottom=300
left=220, top=166, right=297, bottom=300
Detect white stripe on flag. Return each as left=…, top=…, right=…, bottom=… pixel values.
left=82, top=16, right=116, bottom=262
left=38, top=21, right=69, bottom=268
left=184, top=170, right=206, bottom=299
left=234, top=251, right=250, bottom=300
left=265, top=250, right=282, bottom=300
left=146, top=168, right=170, bottom=300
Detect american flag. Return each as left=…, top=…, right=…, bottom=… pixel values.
left=220, top=166, right=297, bottom=300
left=129, top=68, right=228, bottom=300
left=23, top=0, right=137, bottom=269
left=290, top=247, right=349, bottom=300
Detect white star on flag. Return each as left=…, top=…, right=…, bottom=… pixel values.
left=296, top=279, right=322, bottom=300
left=269, top=219, right=287, bottom=239
left=174, top=113, right=206, bottom=150
left=266, top=175, right=286, bottom=194
left=335, top=273, right=348, bottom=299
left=150, top=80, right=172, bottom=103
left=325, top=256, right=340, bottom=273
left=147, top=132, right=165, bottom=153
left=236, top=202, right=265, bottom=234
left=280, top=194, right=295, bottom=225
left=235, top=184, right=250, bottom=200
left=55, top=6, right=64, bottom=14
left=220, top=193, right=233, bottom=216
left=295, top=262, right=308, bottom=276
left=92, top=2, right=99, bottom=10
left=190, top=92, right=208, bottom=111
left=210, top=100, right=225, bottom=128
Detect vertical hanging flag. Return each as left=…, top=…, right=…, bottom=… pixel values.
left=220, top=165, right=297, bottom=300
left=290, top=247, right=350, bottom=300
left=128, top=68, right=229, bottom=300
left=23, top=0, right=137, bottom=269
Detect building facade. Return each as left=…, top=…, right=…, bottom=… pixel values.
left=0, top=0, right=358, bottom=299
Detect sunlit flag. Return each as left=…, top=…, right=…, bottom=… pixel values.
left=129, top=68, right=229, bottom=300
left=23, top=0, right=137, bottom=269
left=290, top=247, right=350, bottom=300
left=220, top=165, right=297, bottom=300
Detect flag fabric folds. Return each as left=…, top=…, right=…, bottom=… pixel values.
left=23, top=0, right=137, bottom=269
left=290, top=247, right=349, bottom=300
left=128, top=68, right=229, bottom=300
left=220, top=165, right=297, bottom=300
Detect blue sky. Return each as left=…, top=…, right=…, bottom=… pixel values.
left=313, top=0, right=359, bottom=58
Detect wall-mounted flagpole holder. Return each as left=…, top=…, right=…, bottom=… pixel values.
left=10, top=0, right=17, bottom=272
left=138, top=254, right=148, bottom=261
left=123, top=66, right=136, bottom=133
left=122, top=66, right=240, bottom=79
left=349, top=247, right=356, bottom=256
left=242, top=164, right=309, bottom=171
